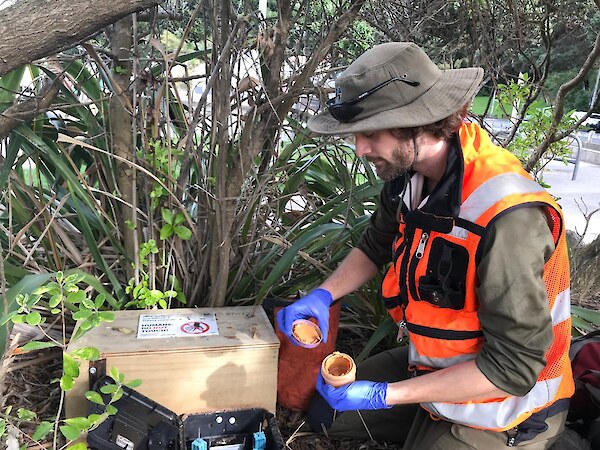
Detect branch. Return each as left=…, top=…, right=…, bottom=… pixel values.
left=232, top=0, right=367, bottom=198
left=0, top=78, right=60, bottom=140
left=0, top=0, right=164, bottom=77
left=525, top=32, right=600, bottom=171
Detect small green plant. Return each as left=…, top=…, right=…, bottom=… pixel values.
left=0, top=369, right=141, bottom=450
left=160, top=208, right=192, bottom=240
left=138, top=140, right=183, bottom=210
left=0, top=272, right=140, bottom=449
left=125, top=239, right=187, bottom=309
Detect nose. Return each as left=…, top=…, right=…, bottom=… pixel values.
left=354, top=133, right=370, bottom=158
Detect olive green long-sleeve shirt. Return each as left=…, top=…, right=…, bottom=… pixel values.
left=357, top=180, right=555, bottom=397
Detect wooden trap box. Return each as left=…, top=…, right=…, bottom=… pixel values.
left=66, top=306, right=279, bottom=418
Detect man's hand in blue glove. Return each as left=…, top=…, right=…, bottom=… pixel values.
left=316, top=373, right=390, bottom=411
left=276, top=288, right=332, bottom=343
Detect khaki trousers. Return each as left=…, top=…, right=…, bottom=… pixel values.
left=319, top=346, right=567, bottom=449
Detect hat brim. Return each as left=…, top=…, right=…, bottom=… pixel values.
left=307, top=67, right=484, bottom=135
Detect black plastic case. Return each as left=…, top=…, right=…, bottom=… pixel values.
left=87, top=377, right=284, bottom=450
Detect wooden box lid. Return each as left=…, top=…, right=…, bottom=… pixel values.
left=68, top=306, right=279, bottom=356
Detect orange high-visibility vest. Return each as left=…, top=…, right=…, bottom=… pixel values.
left=381, top=122, right=573, bottom=431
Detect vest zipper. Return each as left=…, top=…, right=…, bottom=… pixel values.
left=396, top=319, right=406, bottom=342
left=415, top=232, right=429, bottom=259
left=406, top=321, right=484, bottom=340
left=408, top=232, right=429, bottom=300
left=398, top=226, right=414, bottom=305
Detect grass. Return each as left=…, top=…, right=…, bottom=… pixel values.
left=471, top=96, right=547, bottom=118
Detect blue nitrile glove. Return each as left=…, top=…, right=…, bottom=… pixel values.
left=316, top=373, right=390, bottom=411
left=276, top=288, right=333, bottom=343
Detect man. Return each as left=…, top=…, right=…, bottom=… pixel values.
left=276, top=42, right=573, bottom=449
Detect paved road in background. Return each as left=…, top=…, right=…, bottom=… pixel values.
left=483, top=118, right=600, bottom=145
left=541, top=159, right=600, bottom=244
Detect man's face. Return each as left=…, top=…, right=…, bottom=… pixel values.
left=353, top=129, right=414, bottom=181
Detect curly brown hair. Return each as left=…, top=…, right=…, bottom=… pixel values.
left=390, top=103, right=470, bottom=141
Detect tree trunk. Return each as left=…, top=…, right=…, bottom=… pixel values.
left=0, top=0, right=163, bottom=77
left=107, top=18, right=138, bottom=279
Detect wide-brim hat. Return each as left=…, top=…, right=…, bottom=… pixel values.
left=308, top=42, right=484, bottom=135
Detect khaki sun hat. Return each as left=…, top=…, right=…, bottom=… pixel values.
left=308, top=42, right=484, bottom=135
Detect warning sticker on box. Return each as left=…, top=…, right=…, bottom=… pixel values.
left=137, top=313, right=219, bottom=338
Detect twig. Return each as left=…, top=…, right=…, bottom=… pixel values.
left=574, top=198, right=600, bottom=246
left=285, top=420, right=307, bottom=448
left=357, top=410, right=375, bottom=442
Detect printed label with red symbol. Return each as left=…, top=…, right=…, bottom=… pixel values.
left=180, top=321, right=211, bottom=334
left=137, top=313, right=219, bottom=338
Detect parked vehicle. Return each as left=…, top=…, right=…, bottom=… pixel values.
left=573, top=111, right=600, bottom=131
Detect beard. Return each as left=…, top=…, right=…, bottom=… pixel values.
left=368, top=143, right=414, bottom=181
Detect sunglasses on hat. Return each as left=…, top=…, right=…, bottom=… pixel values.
left=326, top=76, right=420, bottom=123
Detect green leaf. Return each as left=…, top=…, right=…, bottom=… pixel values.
left=60, top=424, right=81, bottom=441
left=85, top=391, right=104, bottom=406
left=1, top=310, right=20, bottom=326
left=256, top=223, right=346, bottom=301
left=0, top=131, right=22, bottom=195
left=79, top=319, right=93, bottom=331
left=81, top=298, right=95, bottom=310
left=174, top=225, right=192, bottom=240
left=174, top=212, right=186, bottom=226
left=65, top=284, right=79, bottom=293
left=161, top=208, right=174, bottom=225
left=32, top=421, right=53, bottom=441
left=49, top=294, right=64, bottom=308
left=106, top=404, right=118, bottom=416
left=0, top=419, right=6, bottom=439
left=66, top=443, right=89, bottom=450
left=572, top=306, right=600, bottom=324
left=17, top=408, right=37, bottom=420
left=111, top=388, right=124, bottom=403
left=125, top=379, right=142, bottom=389
left=0, top=66, right=26, bottom=106
left=25, top=311, right=42, bottom=326
left=109, top=367, right=121, bottom=383
left=63, top=353, right=80, bottom=378
left=62, top=58, right=103, bottom=102
left=64, top=274, right=79, bottom=284
left=20, top=341, right=59, bottom=352
left=94, top=293, right=106, bottom=309
left=98, top=311, right=115, bottom=322
left=159, top=224, right=174, bottom=240
left=72, top=310, right=93, bottom=320
left=11, top=314, right=25, bottom=324
left=61, top=374, right=75, bottom=391
left=100, top=384, right=118, bottom=395
left=70, top=347, right=100, bottom=361
left=67, top=290, right=86, bottom=304
left=87, top=413, right=103, bottom=425
left=32, top=286, right=51, bottom=296
left=64, top=417, right=91, bottom=431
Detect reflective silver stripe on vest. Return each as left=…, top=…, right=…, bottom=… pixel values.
left=448, top=226, right=468, bottom=240
left=551, top=288, right=571, bottom=325
left=459, top=173, right=545, bottom=223
left=409, top=342, right=477, bottom=369
left=423, top=376, right=563, bottom=430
